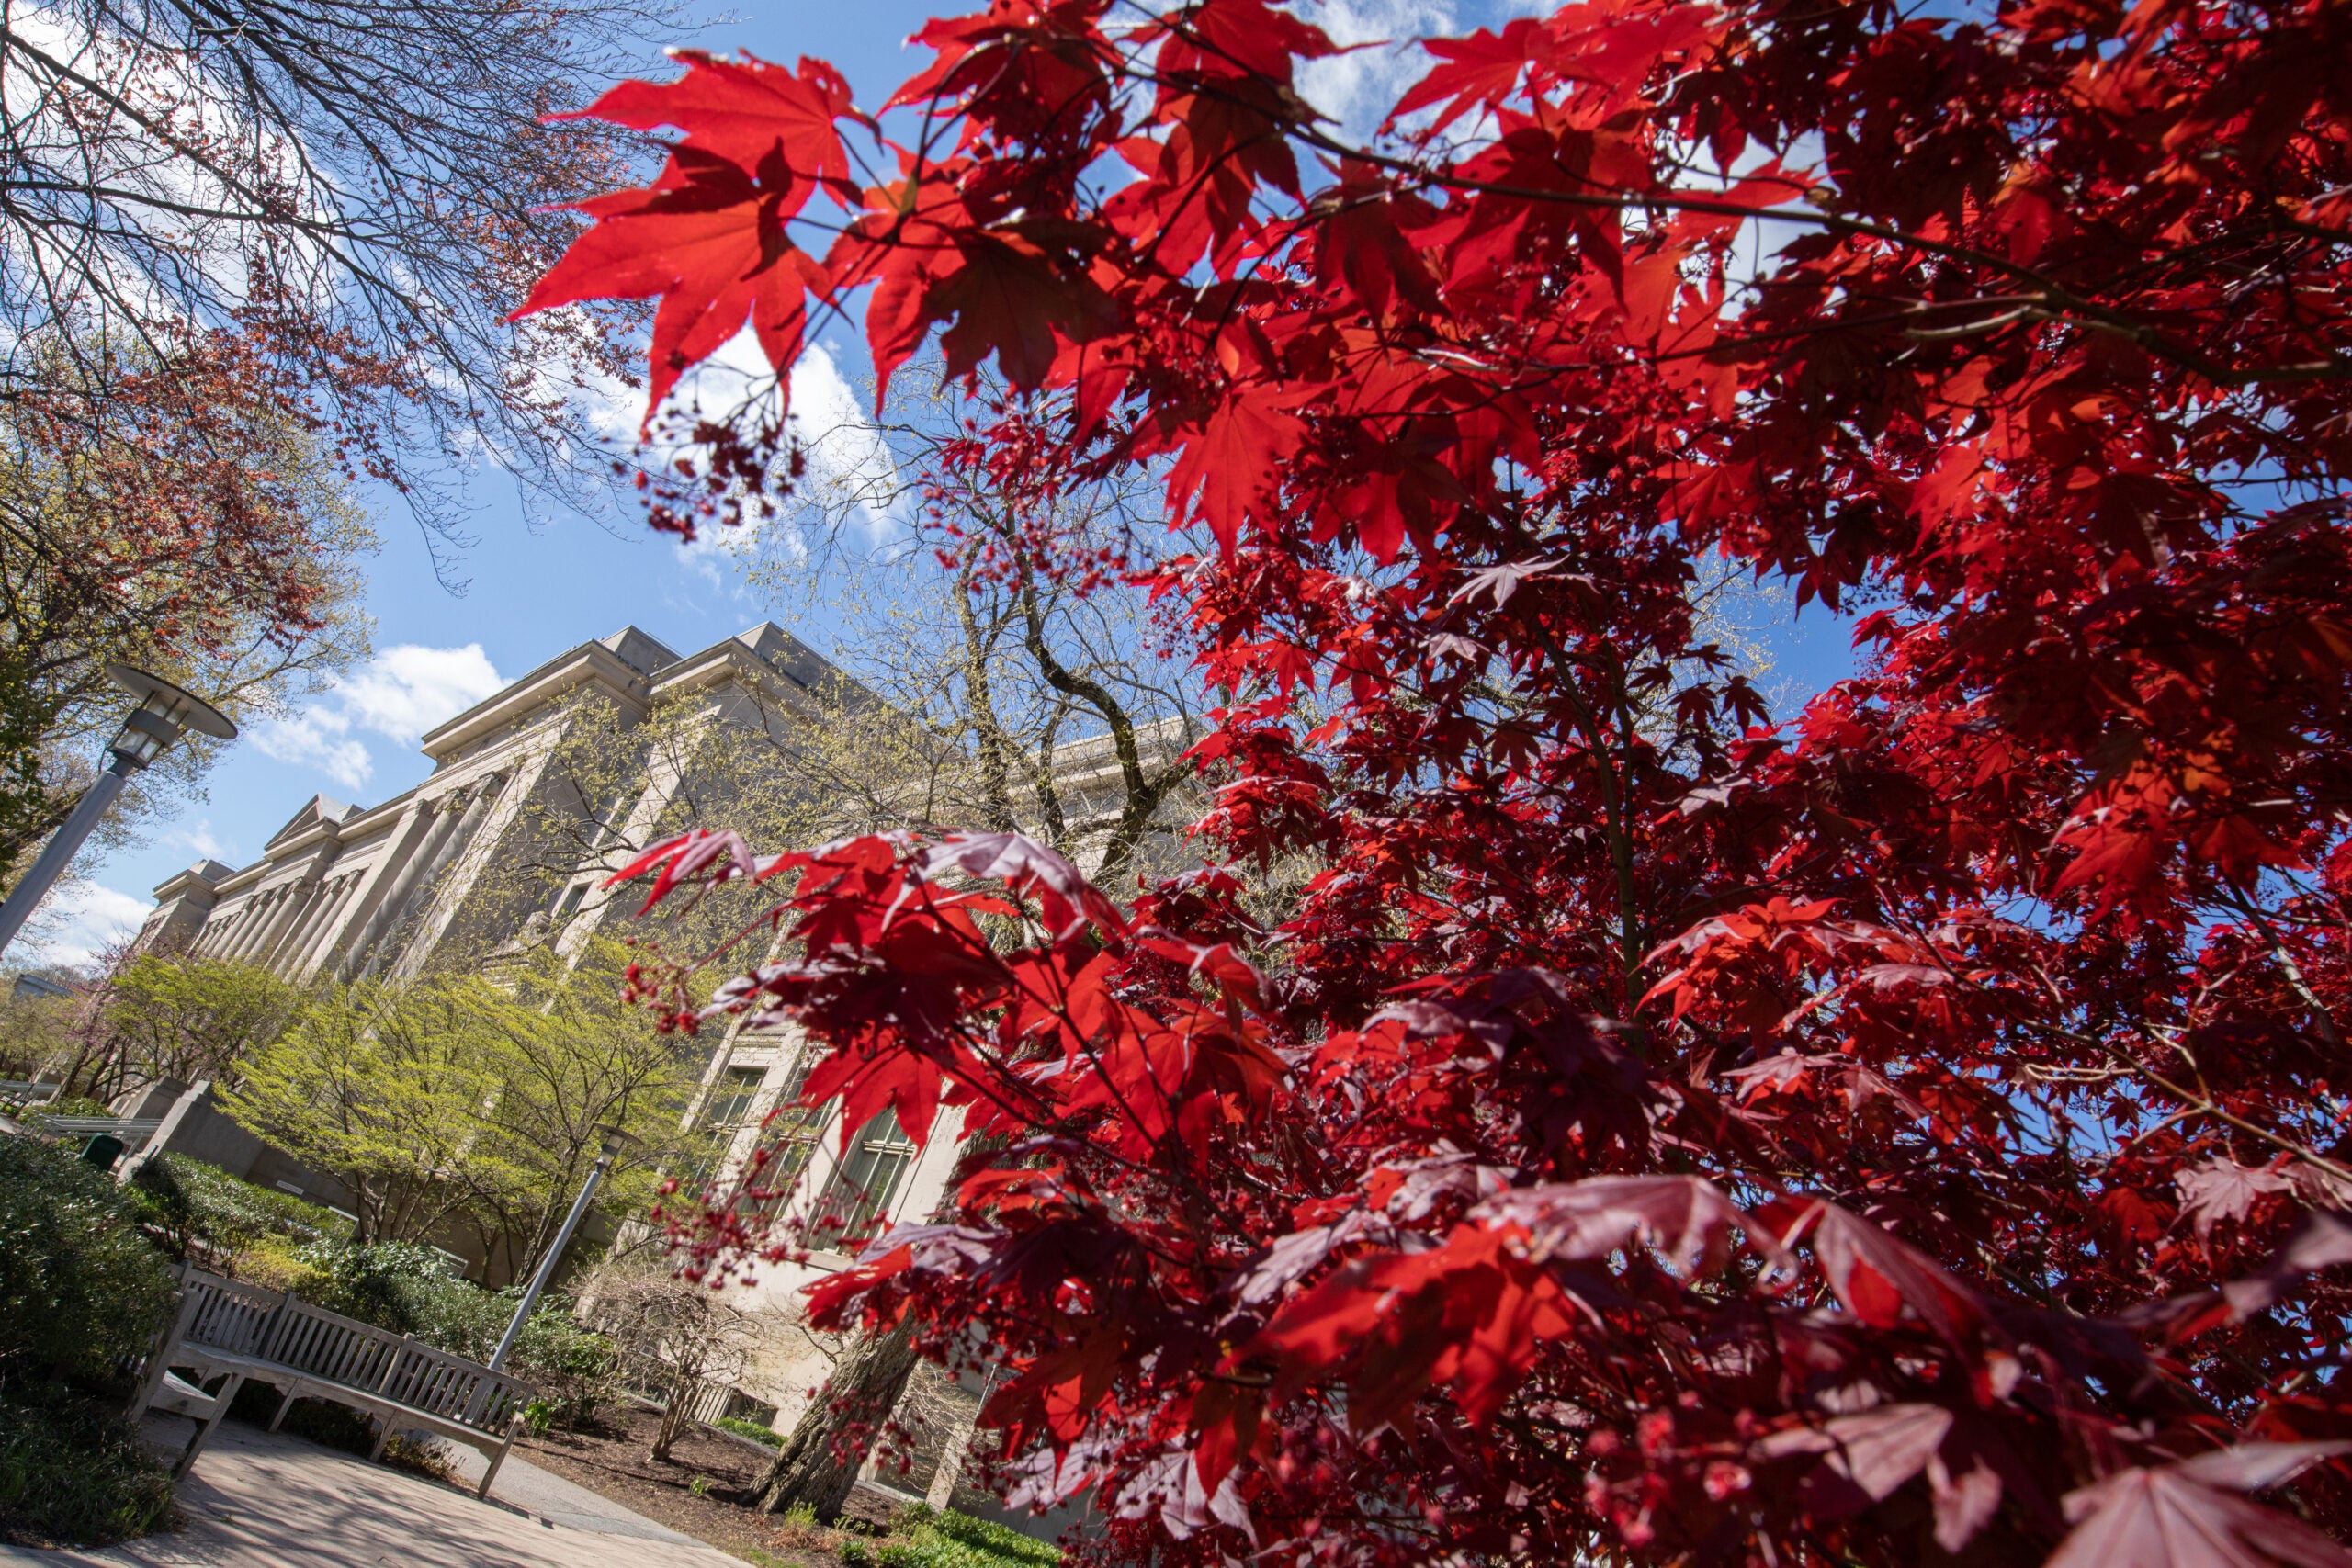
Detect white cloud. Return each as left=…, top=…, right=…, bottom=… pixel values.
left=17, top=877, right=151, bottom=972
left=252, top=644, right=504, bottom=790
left=166, top=818, right=231, bottom=863
left=658, top=337, right=907, bottom=594
left=1296, top=0, right=1465, bottom=136
left=789, top=344, right=903, bottom=532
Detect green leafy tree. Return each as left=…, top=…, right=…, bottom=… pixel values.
left=66, top=953, right=304, bottom=1102
left=219, top=959, right=695, bottom=1269
left=221, top=978, right=507, bottom=1247
left=464, top=942, right=701, bottom=1280
left=0, top=980, right=80, bottom=1082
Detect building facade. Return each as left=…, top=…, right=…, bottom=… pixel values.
left=130, top=618, right=1152, bottom=1497
left=139, top=622, right=844, bottom=984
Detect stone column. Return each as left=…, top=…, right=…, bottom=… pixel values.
left=209, top=896, right=267, bottom=961
left=239, top=888, right=297, bottom=963
left=248, top=881, right=318, bottom=972
left=360, top=778, right=502, bottom=981
left=341, top=797, right=467, bottom=980
left=275, top=874, right=349, bottom=979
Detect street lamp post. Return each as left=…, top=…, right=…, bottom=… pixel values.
left=0, top=665, right=236, bottom=960
left=489, top=1124, right=636, bottom=1371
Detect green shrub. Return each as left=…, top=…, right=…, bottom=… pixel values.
left=0, top=1134, right=174, bottom=1386
left=716, top=1414, right=786, bottom=1447
left=0, top=1386, right=176, bottom=1546
left=877, top=1505, right=1060, bottom=1568
left=288, top=1237, right=457, bottom=1329
left=840, top=1540, right=873, bottom=1568
left=222, top=1234, right=329, bottom=1295
left=130, top=1155, right=347, bottom=1264
left=931, top=1508, right=1059, bottom=1565
left=19, top=1094, right=113, bottom=1120
left=284, top=1239, right=618, bottom=1425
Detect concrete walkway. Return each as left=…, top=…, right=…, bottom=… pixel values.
left=0, top=1420, right=741, bottom=1568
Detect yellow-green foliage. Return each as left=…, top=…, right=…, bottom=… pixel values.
left=220, top=945, right=695, bottom=1266
left=224, top=1236, right=328, bottom=1295
left=877, top=1505, right=1060, bottom=1568
left=99, top=954, right=304, bottom=1091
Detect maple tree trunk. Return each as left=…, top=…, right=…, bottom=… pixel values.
left=757, top=1136, right=1002, bottom=1519
left=757, top=1315, right=920, bottom=1521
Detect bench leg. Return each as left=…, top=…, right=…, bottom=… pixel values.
left=268, top=1383, right=302, bottom=1432
left=475, top=1421, right=522, bottom=1501
left=368, top=1416, right=394, bottom=1464
left=128, top=1284, right=196, bottom=1423
left=173, top=1373, right=244, bottom=1480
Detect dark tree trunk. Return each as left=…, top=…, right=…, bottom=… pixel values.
left=757, top=1314, right=921, bottom=1520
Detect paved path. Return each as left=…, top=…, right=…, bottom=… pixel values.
left=0, top=1420, right=741, bottom=1568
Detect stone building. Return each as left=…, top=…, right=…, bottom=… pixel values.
left=130, top=618, right=1177, bottom=1499
left=138, top=622, right=842, bottom=982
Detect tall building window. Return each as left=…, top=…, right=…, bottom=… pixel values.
left=594, top=782, right=650, bottom=849
left=808, top=1110, right=919, bottom=1247
left=702, top=1066, right=765, bottom=1133
left=745, top=1053, right=825, bottom=1215
left=678, top=1066, right=763, bottom=1197
left=553, top=881, right=589, bottom=920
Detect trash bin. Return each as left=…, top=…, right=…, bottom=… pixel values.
left=81, top=1132, right=125, bottom=1170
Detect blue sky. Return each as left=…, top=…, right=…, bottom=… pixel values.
left=18, top=0, right=1858, bottom=968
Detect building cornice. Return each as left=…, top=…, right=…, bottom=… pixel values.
left=645, top=641, right=809, bottom=708
left=418, top=643, right=650, bottom=761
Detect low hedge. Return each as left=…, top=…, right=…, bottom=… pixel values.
left=131, top=1153, right=347, bottom=1265
left=0, top=1385, right=176, bottom=1546
left=875, top=1504, right=1061, bottom=1568
left=716, top=1414, right=786, bottom=1447
left=0, top=1134, right=178, bottom=1547
left=0, top=1134, right=175, bottom=1385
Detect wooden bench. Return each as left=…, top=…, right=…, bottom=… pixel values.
left=128, top=1265, right=536, bottom=1497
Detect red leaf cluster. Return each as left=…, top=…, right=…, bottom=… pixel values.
left=536, top=0, right=2352, bottom=1561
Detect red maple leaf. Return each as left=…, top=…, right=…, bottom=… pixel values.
left=514, top=146, right=830, bottom=428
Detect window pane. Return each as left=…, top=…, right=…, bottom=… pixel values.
left=703, top=1066, right=764, bottom=1132
left=811, top=1111, right=916, bottom=1246
left=678, top=1066, right=765, bottom=1195
left=746, top=1053, right=823, bottom=1215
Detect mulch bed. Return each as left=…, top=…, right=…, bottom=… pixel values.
left=516, top=1405, right=902, bottom=1565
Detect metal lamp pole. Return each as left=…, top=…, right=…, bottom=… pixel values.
left=0, top=665, right=236, bottom=959
left=490, top=1125, right=634, bottom=1371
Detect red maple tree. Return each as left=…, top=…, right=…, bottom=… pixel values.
left=520, top=0, right=2352, bottom=1561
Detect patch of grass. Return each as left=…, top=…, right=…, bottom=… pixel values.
left=717, top=1415, right=786, bottom=1448
left=877, top=1503, right=1060, bottom=1568
left=736, top=1548, right=820, bottom=1568
left=0, top=1386, right=177, bottom=1547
